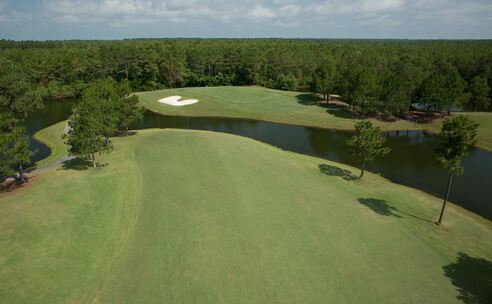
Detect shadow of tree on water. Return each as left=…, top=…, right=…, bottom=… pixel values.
left=443, top=252, right=492, bottom=304
left=318, top=164, right=358, bottom=181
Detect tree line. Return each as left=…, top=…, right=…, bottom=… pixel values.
left=0, top=39, right=490, bottom=116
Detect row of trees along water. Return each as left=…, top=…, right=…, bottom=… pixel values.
left=0, top=69, right=143, bottom=182
left=346, top=117, right=478, bottom=225
left=0, top=39, right=491, bottom=116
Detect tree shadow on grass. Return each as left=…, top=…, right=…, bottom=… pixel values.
left=60, top=158, right=92, bottom=170
left=113, top=130, right=138, bottom=137
left=357, top=197, right=434, bottom=222
left=443, top=252, right=492, bottom=304
left=296, top=93, right=322, bottom=106
left=0, top=179, right=29, bottom=193
left=319, top=164, right=358, bottom=181
left=358, top=198, right=402, bottom=217
left=325, top=104, right=358, bottom=119
left=60, top=158, right=109, bottom=170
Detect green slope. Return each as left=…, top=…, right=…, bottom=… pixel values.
left=1, top=123, right=491, bottom=303
left=138, top=86, right=492, bottom=151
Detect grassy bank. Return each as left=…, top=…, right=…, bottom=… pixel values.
left=32, top=120, right=67, bottom=167
left=1, top=123, right=491, bottom=303
left=138, top=86, right=492, bottom=151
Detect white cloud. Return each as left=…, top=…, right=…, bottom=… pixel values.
left=1, top=0, right=491, bottom=38
left=273, top=19, right=301, bottom=27
left=278, top=4, right=301, bottom=16
left=0, top=11, right=31, bottom=23
left=309, top=0, right=405, bottom=15
left=248, top=5, right=276, bottom=19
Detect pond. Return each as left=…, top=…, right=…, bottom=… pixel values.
left=26, top=100, right=492, bottom=220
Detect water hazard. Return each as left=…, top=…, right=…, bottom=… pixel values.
left=26, top=100, right=492, bottom=220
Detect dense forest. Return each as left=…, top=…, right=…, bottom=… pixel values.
left=1, top=38, right=491, bottom=117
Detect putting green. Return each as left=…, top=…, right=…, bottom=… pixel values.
left=138, top=86, right=492, bottom=151
left=1, top=123, right=491, bottom=303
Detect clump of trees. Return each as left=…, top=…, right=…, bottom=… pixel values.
left=0, top=59, right=43, bottom=183
left=435, top=116, right=479, bottom=225
left=345, top=121, right=391, bottom=178
left=63, top=79, right=143, bottom=168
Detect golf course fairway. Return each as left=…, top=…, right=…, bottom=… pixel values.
left=1, top=123, right=491, bottom=303
left=139, top=86, right=492, bottom=151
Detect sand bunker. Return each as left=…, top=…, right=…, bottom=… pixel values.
left=158, top=95, right=199, bottom=106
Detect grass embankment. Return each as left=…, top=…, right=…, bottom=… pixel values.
left=1, top=123, right=491, bottom=303
left=32, top=120, right=67, bottom=167
left=138, top=86, right=492, bottom=151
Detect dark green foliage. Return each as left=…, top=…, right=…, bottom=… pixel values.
left=64, top=83, right=114, bottom=168
left=379, top=57, right=424, bottom=116
left=436, top=115, right=479, bottom=176
left=63, top=78, right=143, bottom=167
left=0, top=60, right=41, bottom=183
left=0, top=115, right=32, bottom=182
left=345, top=121, right=390, bottom=178
left=310, top=60, right=336, bottom=102
left=344, top=67, right=379, bottom=115
left=0, top=59, right=43, bottom=119
left=0, top=39, right=491, bottom=117
left=420, top=63, right=468, bottom=114
left=275, top=73, right=298, bottom=91
left=435, top=115, right=479, bottom=224
left=468, top=75, right=491, bottom=111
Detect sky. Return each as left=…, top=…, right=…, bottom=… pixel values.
left=0, top=0, right=491, bottom=40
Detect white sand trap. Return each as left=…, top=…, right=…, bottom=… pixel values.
left=158, top=95, right=199, bottom=106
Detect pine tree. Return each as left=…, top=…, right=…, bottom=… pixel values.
left=346, top=121, right=391, bottom=178
left=435, top=115, right=479, bottom=225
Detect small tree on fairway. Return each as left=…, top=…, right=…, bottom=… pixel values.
left=346, top=121, right=391, bottom=178
left=435, top=115, right=479, bottom=225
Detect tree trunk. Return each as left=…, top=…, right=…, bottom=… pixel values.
left=447, top=105, right=451, bottom=116
left=126, top=126, right=129, bottom=136
left=91, top=153, right=96, bottom=168
left=474, top=102, right=477, bottom=112
left=437, top=173, right=453, bottom=225
left=18, top=163, right=25, bottom=184
left=327, top=93, right=330, bottom=104
left=359, top=157, right=366, bottom=179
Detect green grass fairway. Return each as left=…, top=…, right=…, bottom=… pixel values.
left=1, top=123, right=491, bottom=303
left=138, top=86, right=492, bottom=151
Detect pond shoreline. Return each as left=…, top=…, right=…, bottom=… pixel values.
left=25, top=100, right=492, bottom=220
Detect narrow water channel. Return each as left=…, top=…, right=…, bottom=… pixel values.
left=26, top=100, right=492, bottom=220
